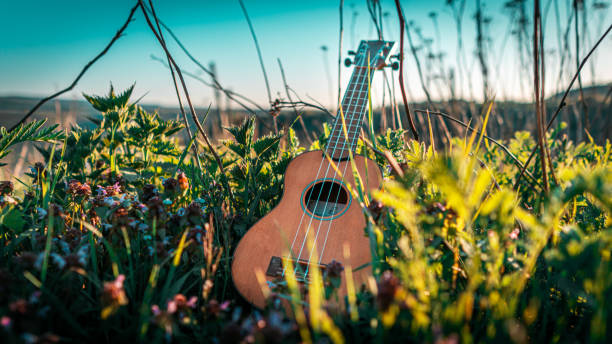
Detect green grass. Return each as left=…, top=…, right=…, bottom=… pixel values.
left=0, top=86, right=610, bottom=343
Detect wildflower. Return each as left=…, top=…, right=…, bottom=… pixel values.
left=106, top=182, right=122, bottom=196
left=63, top=227, right=83, bottom=247
left=101, top=274, right=128, bottom=319
left=377, top=270, right=400, bottom=311
left=325, top=260, right=344, bottom=279
left=103, top=197, right=115, bottom=207
left=187, top=225, right=205, bottom=243
left=205, top=299, right=230, bottom=317
left=367, top=199, right=385, bottom=219
left=67, top=179, right=91, bottom=197
left=151, top=304, right=174, bottom=336
left=112, top=207, right=130, bottom=226
left=96, top=185, right=107, bottom=196
left=186, top=202, right=205, bottom=225
left=1, top=316, right=11, bottom=329
left=146, top=196, right=166, bottom=220
left=509, top=227, right=520, bottom=240
left=426, top=202, right=447, bottom=214
left=0, top=181, right=14, bottom=195
left=141, top=184, right=158, bottom=203
left=166, top=294, right=197, bottom=314
left=30, top=162, right=47, bottom=183
left=9, top=299, right=28, bottom=315
left=163, top=177, right=180, bottom=194
left=88, top=208, right=100, bottom=226
left=177, top=207, right=186, bottom=217
left=163, top=199, right=173, bottom=206
left=151, top=294, right=198, bottom=337
left=177, top=172, right=189, bottom=190
left=0, top=195, right=17, bottom=207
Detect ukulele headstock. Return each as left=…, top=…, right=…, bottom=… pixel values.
left=351, top=40, right=396, bottom=70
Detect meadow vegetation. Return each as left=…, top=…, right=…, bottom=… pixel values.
left=0, top=85, right=610, bottom=343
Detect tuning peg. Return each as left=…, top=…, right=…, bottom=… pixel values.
left=389, top=61, right=399, bottom=70
left=344, top=58, right=353, bottom=67
left=348, top=50, right=356, bottom=56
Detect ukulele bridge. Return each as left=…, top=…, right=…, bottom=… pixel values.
left=266, top=256, right=328, bottom=283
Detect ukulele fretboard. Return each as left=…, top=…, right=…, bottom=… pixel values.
left=326, top=66, right=374, bottom=160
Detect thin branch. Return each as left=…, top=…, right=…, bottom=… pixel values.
left=276, top=101, right=335, bottom=119
left=139, top=0, right=233, bottom=201
left=534, top=0, right=549, bottom=193
left=141, top=4, right=269, bottom=120
left=414, top=109, right=541, bottom=189
left=148, top=0, right=202, bottom=171
left=393, top=0, right=420, bottom=141
left=149, top=54, right=270, bottom=117
left=277, top=58, right=313, bottom=144
left=514, top=22, right=612, bottom=189
left=237, top=0, right=276, bottom=133
left=8, top=3, right=140, bottom=133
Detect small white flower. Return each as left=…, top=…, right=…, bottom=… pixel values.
left=177, top=208, right=186, bottom=216
left=163, top=199, right=173, bottom=206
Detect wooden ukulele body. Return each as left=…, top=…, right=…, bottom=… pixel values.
left=231, top=150, right=382, bottom=309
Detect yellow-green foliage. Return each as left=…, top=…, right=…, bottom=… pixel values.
left=0, top=86, right=610, bottom=343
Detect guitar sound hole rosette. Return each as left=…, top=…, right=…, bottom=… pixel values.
left=300, top=178, right=351, bottom=220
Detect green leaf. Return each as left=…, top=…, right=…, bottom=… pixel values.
left=2, top=208, right=25, bottom=232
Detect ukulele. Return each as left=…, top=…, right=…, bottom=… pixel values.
left=232, top=40, right=395, bottom=309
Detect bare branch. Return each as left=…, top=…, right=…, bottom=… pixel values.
left=139, top=0, right=233, bottom=201
left=393, top=0, right=420, bottom=141
left=7, top=2, right=141, bottom=133
left=514, top=22, right=612, bottom=189
left=414, top=109, right=541, bottom=189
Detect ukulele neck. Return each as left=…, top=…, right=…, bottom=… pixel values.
left=325, top=66, right=374, bottom=160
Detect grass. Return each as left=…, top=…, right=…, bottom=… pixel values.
left=0, top=86, right=610, bottom=343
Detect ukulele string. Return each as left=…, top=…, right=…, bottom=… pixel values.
left=300, top=62, right=371, bottom=276
left=281, top=62, right=365, bottom=277
left=291, top=63, right=368, bottom=277
left=303, top=66, right=372, bottom=275
left=315, top=68, right=371, bottom=267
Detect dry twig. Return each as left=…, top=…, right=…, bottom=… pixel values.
left=393, top=0, right=420, bottom=141
left=7, top=3, right=140, bottom=133
left=514, top=22, right=612, bottom=190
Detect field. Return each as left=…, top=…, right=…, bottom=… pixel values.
left=1, top=0, right=612, bottom=343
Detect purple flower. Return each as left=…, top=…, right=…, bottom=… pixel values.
left=1, top=316, right=11, bottom=328
left=96, top=185, right=107, bottom=196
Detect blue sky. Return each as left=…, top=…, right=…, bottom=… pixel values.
left=1, top=0, right=610, bottom=108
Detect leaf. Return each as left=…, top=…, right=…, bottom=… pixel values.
left=225, top=116, right=255, bottom=147
left=253, top=133, right=281, bottom=160
left=2, top=207, right=25, bottom=232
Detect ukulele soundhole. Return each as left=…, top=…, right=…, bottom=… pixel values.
left=301, top=179, right=351, bottom=220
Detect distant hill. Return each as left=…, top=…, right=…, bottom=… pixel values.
left=0, top=84, right=609, bottom=178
